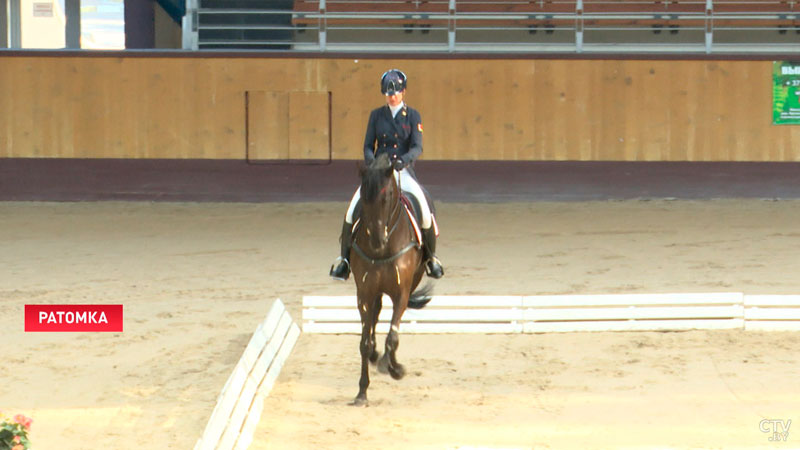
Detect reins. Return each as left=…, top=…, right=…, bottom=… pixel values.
left=384, top=186, right=404, bottom=240
left=353, top=168, right=419, bottom=265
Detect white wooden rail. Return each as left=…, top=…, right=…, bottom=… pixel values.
left=302, top=293, right=800, bottom=334
left=522, top=293, right=744, bottom=333
left=303, top=295, right=525, bottom=334
left=745, top=295, right=800, bottom=331
left=195, top=299, right=300, bottom=450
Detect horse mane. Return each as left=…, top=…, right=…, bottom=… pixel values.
left=360, top=153, right=393, bottom=203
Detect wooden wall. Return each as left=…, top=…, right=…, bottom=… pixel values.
left=0, top=55, right=798, bottom=161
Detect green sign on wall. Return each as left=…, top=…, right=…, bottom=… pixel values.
left=773, top=61, right=800, bottom=125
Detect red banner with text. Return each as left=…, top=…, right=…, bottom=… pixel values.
left=25, top=304, right=123, bottom=332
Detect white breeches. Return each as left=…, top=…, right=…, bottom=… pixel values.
left=345, top=169, right=432, bottom=229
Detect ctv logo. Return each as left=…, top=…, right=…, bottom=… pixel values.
left=760, top=419, right=791, bottom=442
left=25, top=304, right=123, bottom=332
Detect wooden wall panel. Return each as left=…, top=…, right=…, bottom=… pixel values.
left=288, top=91, right=329, bottom=159
left=247, top=91, right=289, bottom=160
left=0, top=55, right=799, bottom=161
left=246, top=90, right=329, bottom=160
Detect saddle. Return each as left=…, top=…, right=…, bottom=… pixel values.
left=405, top=186, right=440, bottom=237
left=399, top=190, right=423, bottom=245
left=350, top=190, right=423, bottom=245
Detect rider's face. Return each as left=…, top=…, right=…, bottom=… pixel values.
left=385, top=90, right=404, bottom=107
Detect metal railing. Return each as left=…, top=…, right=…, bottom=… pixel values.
left=183, top=0, right=800, bottom=53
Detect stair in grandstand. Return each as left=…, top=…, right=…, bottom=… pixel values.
left=197, top=0, right=293, bottom=50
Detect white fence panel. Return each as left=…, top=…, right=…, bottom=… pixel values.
left=304, top=293, right=800, bottom=334
left=303, top=295, right=524, bottom=334
left=302, top=295, right=522, bottom=308
left=521, top=293, right=744, bottom=332
left=523, top=305, right=742, bottom=322
left=303, top=308, right=522, bottom=323
left=744, top=295, right=800, bottom=331
left=524, top=318, right=745, bottom=333
left=523, top=293, right=744, bottom=307
left=195, top=299, right=300, bottom=450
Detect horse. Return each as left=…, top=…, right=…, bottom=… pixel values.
left=349, top=153, right=433, bottom=407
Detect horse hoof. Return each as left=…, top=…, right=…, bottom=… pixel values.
left=369, top=350, right=380, bottom=364
left=377, top=355, right=390, bottom=374
left=389, top=363, right=406, bottom=380
left=352, top=396, right=368, bottom=407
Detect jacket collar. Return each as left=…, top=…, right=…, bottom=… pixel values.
left=383, top=105, right=405, bottom=136
left=384, top=103, right=407, bottom=119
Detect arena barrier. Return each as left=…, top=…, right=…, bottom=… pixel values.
left=195, top=299, right=300, bottom=450
left=745, top=295, right=800, bottom=331
left=303, top=294, right=800, bottom=334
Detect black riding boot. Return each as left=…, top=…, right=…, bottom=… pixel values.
left=422, top=227, right=444, bottom=279
left=329, top=220, right=353, bottom=281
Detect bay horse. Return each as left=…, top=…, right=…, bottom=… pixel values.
left=349, top=153, right=432, bottom=407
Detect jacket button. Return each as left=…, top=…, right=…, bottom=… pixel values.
left=393, top=144, right=397, bottom=148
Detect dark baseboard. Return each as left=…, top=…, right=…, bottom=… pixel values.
left=2, top=158, right=800, bottom=202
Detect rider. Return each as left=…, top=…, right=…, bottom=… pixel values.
left=329, top=69, right=444, bottom=281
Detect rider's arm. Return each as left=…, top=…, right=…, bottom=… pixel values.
left=363, top=109, right=378, bottom=164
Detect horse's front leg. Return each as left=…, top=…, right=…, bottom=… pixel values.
left=368, top=294, right=382, bottom=364
left=354, top=293, right=373, bottom=407
left=378, top=292, right=408, bottom=380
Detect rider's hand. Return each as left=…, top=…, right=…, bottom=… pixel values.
left=392, top=157, right=406, bottom=171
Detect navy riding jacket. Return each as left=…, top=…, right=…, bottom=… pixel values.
left=363, top=104, right=423, bottom=167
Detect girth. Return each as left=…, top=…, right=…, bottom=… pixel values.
left=351, top=242, right=419, bottom=265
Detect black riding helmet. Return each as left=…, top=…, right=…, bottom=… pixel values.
left=381, top=69, right=407, bottom=96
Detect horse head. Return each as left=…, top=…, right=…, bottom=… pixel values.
left=359, top=153, right=399, bottom=250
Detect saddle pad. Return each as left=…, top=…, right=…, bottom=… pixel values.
left=400, top=192, right=423, bottom=244
left=349, top=194, right=423, bottom=244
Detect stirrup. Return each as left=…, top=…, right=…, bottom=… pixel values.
left=425, top=256, right=444, bottom=279
left=329, top=257, right=351, bottom=281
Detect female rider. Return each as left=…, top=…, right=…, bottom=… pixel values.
left=329, top=69, right=444, bottom=281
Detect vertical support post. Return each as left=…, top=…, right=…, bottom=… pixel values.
left=575, top=0, right=583, bottom=53
left=125, top=0, right=155, bottom=48
left=318, top=0, right=326, bottom=51
left=705, top=0, right=713, bottom=53
left=65, top=0, right=80, bottom=48
left=448, top=0, right=455, bottom=52
left=8, top=0, right=19, bottom=48
left=182, top=0, right=199, bottom=49
left=0, top=0, right=8, bottom=48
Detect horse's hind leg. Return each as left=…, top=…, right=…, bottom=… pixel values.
left=378, top=297, right=407, bottom=380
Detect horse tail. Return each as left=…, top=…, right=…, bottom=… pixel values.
left=407, top=283, right=434, bottom=309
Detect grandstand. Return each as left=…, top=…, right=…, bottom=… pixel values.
left=181, top=0, right=800, bottom=52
